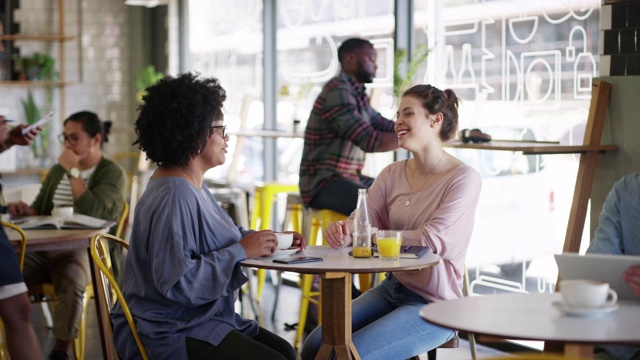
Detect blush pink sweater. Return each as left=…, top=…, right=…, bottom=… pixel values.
left=360, top=160, right=481, bottom=302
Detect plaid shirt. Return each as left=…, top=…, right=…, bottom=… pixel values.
left=299, top=71, right=395, bottom=206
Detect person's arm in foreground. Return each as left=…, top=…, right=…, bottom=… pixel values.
left=625, top=265, right=640, bottom=299
left=0, top=293, right=44, bottom=360
left=587, top=178, right=625, bottom=255
left=0, top=122, right=41, bottom=153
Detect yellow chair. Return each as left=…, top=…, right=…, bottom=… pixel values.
left=91, top=233, right=149, bottom=360
left=249, top=182, right=299, bottom=300
left=1, top=221, right=27, bottom=269
left=0, top=221, right=28, bottom=360
left=293, top=208, right=347, bottom=349
left=74, top=200, right=129, bottom=360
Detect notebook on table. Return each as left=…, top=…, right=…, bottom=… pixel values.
left=12, top=214, right=116, bottom=230
left=554, top=253, right=640, bottom=302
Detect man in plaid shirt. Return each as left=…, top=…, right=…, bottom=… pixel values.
left=299, top=38, right=399, bottom=216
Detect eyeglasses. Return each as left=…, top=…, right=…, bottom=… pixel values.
left=58, top=133, right=80, bottom=146
left=211, top=125, right=227, bottom=138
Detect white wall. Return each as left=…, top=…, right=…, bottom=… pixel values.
left=0, top=0, right=136, bottom=170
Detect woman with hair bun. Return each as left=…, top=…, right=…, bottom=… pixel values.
left=302, top=85, right=482, bottom=360
left=10, top=110, right=126, bottom=360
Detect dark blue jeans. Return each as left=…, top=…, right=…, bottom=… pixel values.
left=301, top=273, right=456, bottom=360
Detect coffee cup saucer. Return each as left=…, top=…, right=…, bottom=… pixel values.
left=552, top=300, right=619, bottom=317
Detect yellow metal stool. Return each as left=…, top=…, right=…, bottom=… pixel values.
left=249, top=182, right=299, bottom=301
left=294, top=208, right=347, bottom=349
left=308, top=208, right=375, bottom=293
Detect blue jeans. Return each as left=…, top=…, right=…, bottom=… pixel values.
left=300, top=273, right=456, bottom=360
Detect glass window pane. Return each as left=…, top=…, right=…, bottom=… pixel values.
left=276, top=0, right=396, bottom=183
left=414, top=1, right=599, bottom=299
left=187, top=0, right=264, bottom=183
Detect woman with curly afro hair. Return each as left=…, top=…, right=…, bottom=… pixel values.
left=111, top=72, right=303, bottom=360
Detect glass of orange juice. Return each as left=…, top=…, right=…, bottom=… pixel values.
left=376, top=230, right=402, bottom=260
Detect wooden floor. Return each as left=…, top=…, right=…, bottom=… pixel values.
left=32, top=272, right=508, bottom=359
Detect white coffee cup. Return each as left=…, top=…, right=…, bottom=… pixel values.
left=275, top=232, right=294, bottom=250
left=52, top=206, right=74, bottom=221
left=560, top=279, right=618, bottom=308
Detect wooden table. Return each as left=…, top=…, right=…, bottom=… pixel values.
left=241, top=246, right=441, bottom=360
left=8, top=228, right=116, bottom=360
left=419, top=292, right=640, bottom=358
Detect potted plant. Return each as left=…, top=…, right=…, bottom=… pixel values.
left=12, top=52, right=58, bottom=81
left=20, top=91, right=49, bottom=160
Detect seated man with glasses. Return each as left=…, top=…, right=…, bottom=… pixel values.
left=9, top=111, right=126, bottom=360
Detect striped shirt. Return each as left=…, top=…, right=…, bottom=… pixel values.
left=53, top=167, right=96, bottom=208
left=299, top=71, right=396, bottom=206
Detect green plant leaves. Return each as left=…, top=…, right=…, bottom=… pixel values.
left=20, top=91, right=49, bottom=158
left=393, top=44, right=429, bottom=99
left=134, top=65, right=164, bottom=103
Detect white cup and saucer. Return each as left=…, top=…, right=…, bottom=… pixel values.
left=52, top=206, right=74, bottom=222
left=272, top=232, right=299, bottom=256
left=553, top=279, right=619, bottom=317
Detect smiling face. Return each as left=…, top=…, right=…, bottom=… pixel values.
left=395, top=95, right=441, bottom=152
left=200, top=116, right=229, bottom=169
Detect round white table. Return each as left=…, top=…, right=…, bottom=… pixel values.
left=419, top=292, right=640, bottom=358
left=242, top=246, right=442, bottom=360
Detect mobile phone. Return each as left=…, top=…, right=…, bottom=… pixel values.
left=273, top=256, right=323, bottom=264
left=22, top=112, right=53, bottom=135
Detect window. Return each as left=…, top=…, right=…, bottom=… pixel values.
left=187, top=0, right=264, bottom=182
left=185, top=1, right=601, bottom=303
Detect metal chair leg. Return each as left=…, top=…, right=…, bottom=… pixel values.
left=271, top=271, right=283, bottom=321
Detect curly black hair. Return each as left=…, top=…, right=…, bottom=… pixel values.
left=133, top=72, right=227, bottom=167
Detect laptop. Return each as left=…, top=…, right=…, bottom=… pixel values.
left=554, top=253, right=640, bottom=302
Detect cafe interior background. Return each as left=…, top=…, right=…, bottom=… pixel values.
left=1, top=0, right=639, bottom=354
